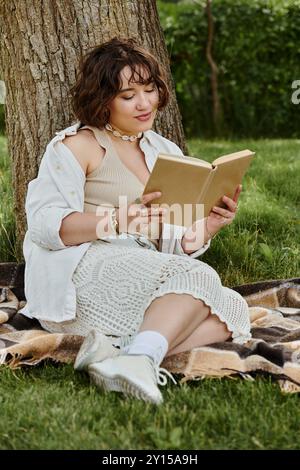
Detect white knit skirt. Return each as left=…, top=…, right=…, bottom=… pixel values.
left=40, top=236, right=251, bottom=346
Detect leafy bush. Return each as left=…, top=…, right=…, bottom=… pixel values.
left=158, top=0, right=300, bottom=138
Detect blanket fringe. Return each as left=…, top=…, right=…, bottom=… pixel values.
left=279, top=380, right=300, bottom=394
left=0, top=350, right=7, bottom=365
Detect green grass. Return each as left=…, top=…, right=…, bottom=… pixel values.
left=188, top=138, right=300, bottom=285
left=1, top=364, right=300, bottom=450
left=0, top=135, right=17, bottom=262
left=0, top=137, right=299, bottom=449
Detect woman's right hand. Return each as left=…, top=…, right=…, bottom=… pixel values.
left=115, top=191, right=166, bottom=239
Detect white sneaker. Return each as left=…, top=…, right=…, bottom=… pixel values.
left=88, top=354, right=176, bottom=405
left=74, top=329, right=119, bottom=371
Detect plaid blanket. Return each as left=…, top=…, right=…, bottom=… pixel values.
left=0, top=279, right=300, bottom=394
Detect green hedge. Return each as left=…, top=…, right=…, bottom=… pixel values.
left=158, top=0, right=300, bottom=138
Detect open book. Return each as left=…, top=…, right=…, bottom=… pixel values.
left=142, top=149, right=255, bottom=227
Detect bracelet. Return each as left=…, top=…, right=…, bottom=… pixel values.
left=205, top=218, right=216, bottom=240
left=109, top=208, right=120, bottom=235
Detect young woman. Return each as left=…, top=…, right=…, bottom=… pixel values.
left=20, top=37, right=251, bottom=405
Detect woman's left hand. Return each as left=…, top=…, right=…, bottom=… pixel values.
left=206, top=184, right=242, bottom=237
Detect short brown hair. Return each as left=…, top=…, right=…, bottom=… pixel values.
left=70, top=37, right=170, bottom=129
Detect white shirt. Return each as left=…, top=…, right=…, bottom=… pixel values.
left=20, top=122, right=210, bottom=322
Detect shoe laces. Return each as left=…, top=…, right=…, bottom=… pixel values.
left=155, top=365, right=177, bottom=386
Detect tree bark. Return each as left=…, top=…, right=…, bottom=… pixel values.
left=0, top=0, right=186, bottom=260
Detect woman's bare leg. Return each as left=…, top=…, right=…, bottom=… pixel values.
left=140, top=293, right=210, bottom=351
left=166, top=313, right=232, bottom=356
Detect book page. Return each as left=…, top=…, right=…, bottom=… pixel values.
left=212, top=149, right=254, bottom=166
left=159, top=153, right=212, bottom=169
left=182, top=155, right=212, bottom=169
left=201, top=152, right=254, bottom=218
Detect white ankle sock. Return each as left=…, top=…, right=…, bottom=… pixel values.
left=123, top=330, right=169, bottom=366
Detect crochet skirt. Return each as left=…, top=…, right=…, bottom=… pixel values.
left=40, top=236, right=251, bottom=346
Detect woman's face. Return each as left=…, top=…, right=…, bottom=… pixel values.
left=107, top=65, right=159, bottom=135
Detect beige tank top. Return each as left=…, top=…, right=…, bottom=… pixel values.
left=80, top=124, right=159, bottom=248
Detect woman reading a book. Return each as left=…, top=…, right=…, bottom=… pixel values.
left=21, top=37, right=251, bottom=405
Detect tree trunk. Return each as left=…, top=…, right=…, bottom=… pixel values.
left=205, top=0, right=222, bottom=134
left=0, top=0, right=186, bottom=260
